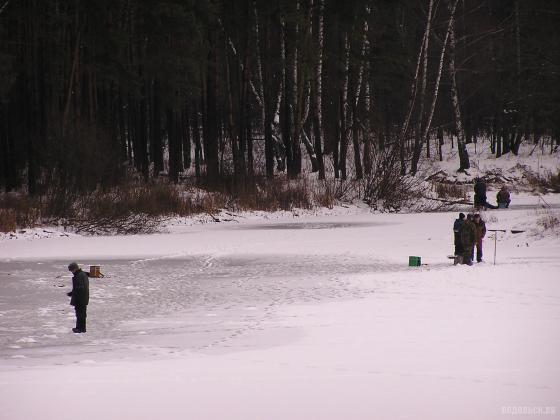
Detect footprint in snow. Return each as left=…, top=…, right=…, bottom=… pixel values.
left=16, top=337, right=37, bottom=343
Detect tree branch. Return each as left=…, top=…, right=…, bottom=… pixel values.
left=0, top=0, right=11, bottom=16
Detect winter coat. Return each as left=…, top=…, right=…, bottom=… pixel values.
left=453, top=218, right=464, bottom=244
left=461, top=220, right=477, bottom=247
left=496, top=188, right=511, bottom=204
left=474, top=180, right=487, bottom=206
left=474, top=220, right=486, bottom=242
left=69, top=269, right=89, bottom=307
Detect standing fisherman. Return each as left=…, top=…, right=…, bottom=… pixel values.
left=473, top=214, right=487, bottom=262
left=67, top=262, right=89, bottom=333
left=461, top=214, right=477, bottom=266
left=453, top=213, right=465, bottom=264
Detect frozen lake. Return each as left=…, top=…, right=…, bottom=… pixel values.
left=1, top=209, right=559, bottom=420
left=0, top=252, right=404, bottom=362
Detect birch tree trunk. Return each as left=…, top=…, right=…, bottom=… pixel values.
left=399, top=32, right=426, bottom=175
left=312, top=0, right=325, bottom=179
left=350, top=8, right=369, bottom=180
left=339, top=32, right=350, bottom=180
left=363, top=68, right=372, bottom=176
left=258, top=5, right=277, bottom=178
left=280, top=18, right=295, bottom=176
left=407, top=0, right=459, bottom=175
left=410, top=0, right=433, bottom=175
left=291, top=0, right=314, bottom=176
left=447, top=0, right=469, bottom=171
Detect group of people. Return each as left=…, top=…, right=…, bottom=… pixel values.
left=474, top=178, right=511, bottom=210
left=451, top=178, right=511, bottom=265
left=453, top=212, right=487, bottom=265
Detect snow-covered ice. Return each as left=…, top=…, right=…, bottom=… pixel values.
left=1, top=197, right=559, bottom=420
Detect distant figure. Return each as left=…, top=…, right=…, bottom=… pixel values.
left=461, top=214, right=477, bottom=266
left=453, top=213, right=466, bottom=264
left=496, top=186, right=511, bottom=208
left=473, top=214, right=487, bottom=263
left=67, top=262, right=89, bottom=333
left=473, top=178, right=498, bottom=210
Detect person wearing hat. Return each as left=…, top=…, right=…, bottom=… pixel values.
left=473, top=213, right=487, bottom=262
left=496, top=186, right=511, bottom=208
left=67, top=262, right=89, bottom=333
left=453, top=212, right=466, bottom=263
left=473, top=178, right=498, bottom=210
left=473, top=178, right=487, bottom=210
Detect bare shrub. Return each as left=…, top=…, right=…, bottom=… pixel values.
left=0, top=209, right=17, bottom=232
left=42, top=187, right=77, bottom=219
left=313, top=180, right=336, bottom=209
left=218, top=176, right=312, bottom=212
left=250, top=178, right=312, bottom=211
left=523, top=169, right=560, bottom=193
left=547, top=170, right=560, bottom=193
left=537, top=212, right=560, bottom=231
left=196, top=191, right=229, bottom=215
left=71, top=213, right=160, bottom=235
left=433, top=182, right=468, bottom=200
left=484, top=214, right=499, bottom=224
left=363, top=146, right=422, bottom=211
left=278, top=180, right=313, bottom=210
left=70, top=182, right=204, bottom=234
left=0, top=193, right=42, bottom=229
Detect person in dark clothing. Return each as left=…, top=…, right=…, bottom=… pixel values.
left=473, top=178, right=486, bottom=209
left=67, top=262, right=89, bottom=333
left=461, top=214, right=477, bottom=266
left=496, top=186, right=511, bottom=208
left=473, top=214, right=487, bottom=262
left=453, top=213, right=465, bottom=262
left=473, top=178, right=498, bottom=210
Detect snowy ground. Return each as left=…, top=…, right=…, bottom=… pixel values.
left=1, top=190, right=559, bottom=420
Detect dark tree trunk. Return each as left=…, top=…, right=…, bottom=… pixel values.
left=150, top=80, right=163, bottom=176
left=192, top=106, right=202, bottom=181
left=167, top=108, right=183, bottom=184
left=183, top=106, right=191, bottom=169
left=247, top=113, right=254, bottom=178
left=438, top=127, right=444, bottom=162
left=259, top=7, right=276, bottom=180
left=204, top=25, right=220, bottom=185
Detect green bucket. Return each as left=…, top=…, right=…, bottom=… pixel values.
left=408, top=256, right=421, bottom=267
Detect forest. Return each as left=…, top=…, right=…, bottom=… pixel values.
left=0, top=0, right=559, bottom=214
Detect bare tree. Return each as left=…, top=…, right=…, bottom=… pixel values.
left=410, top=0, right=434, bottom=175
left=350, top=6, right=370, bottom=180
left=0, top=0, right=11, bottom=16
left=399, top=32, right=427, bottom=175
left=411, top=0, right=466, bottom=175
left=339, top=32, right=350, bottom=180
left=447, top=0, right=469, bottom=171
left=311, top=0, right=325, bottom=179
